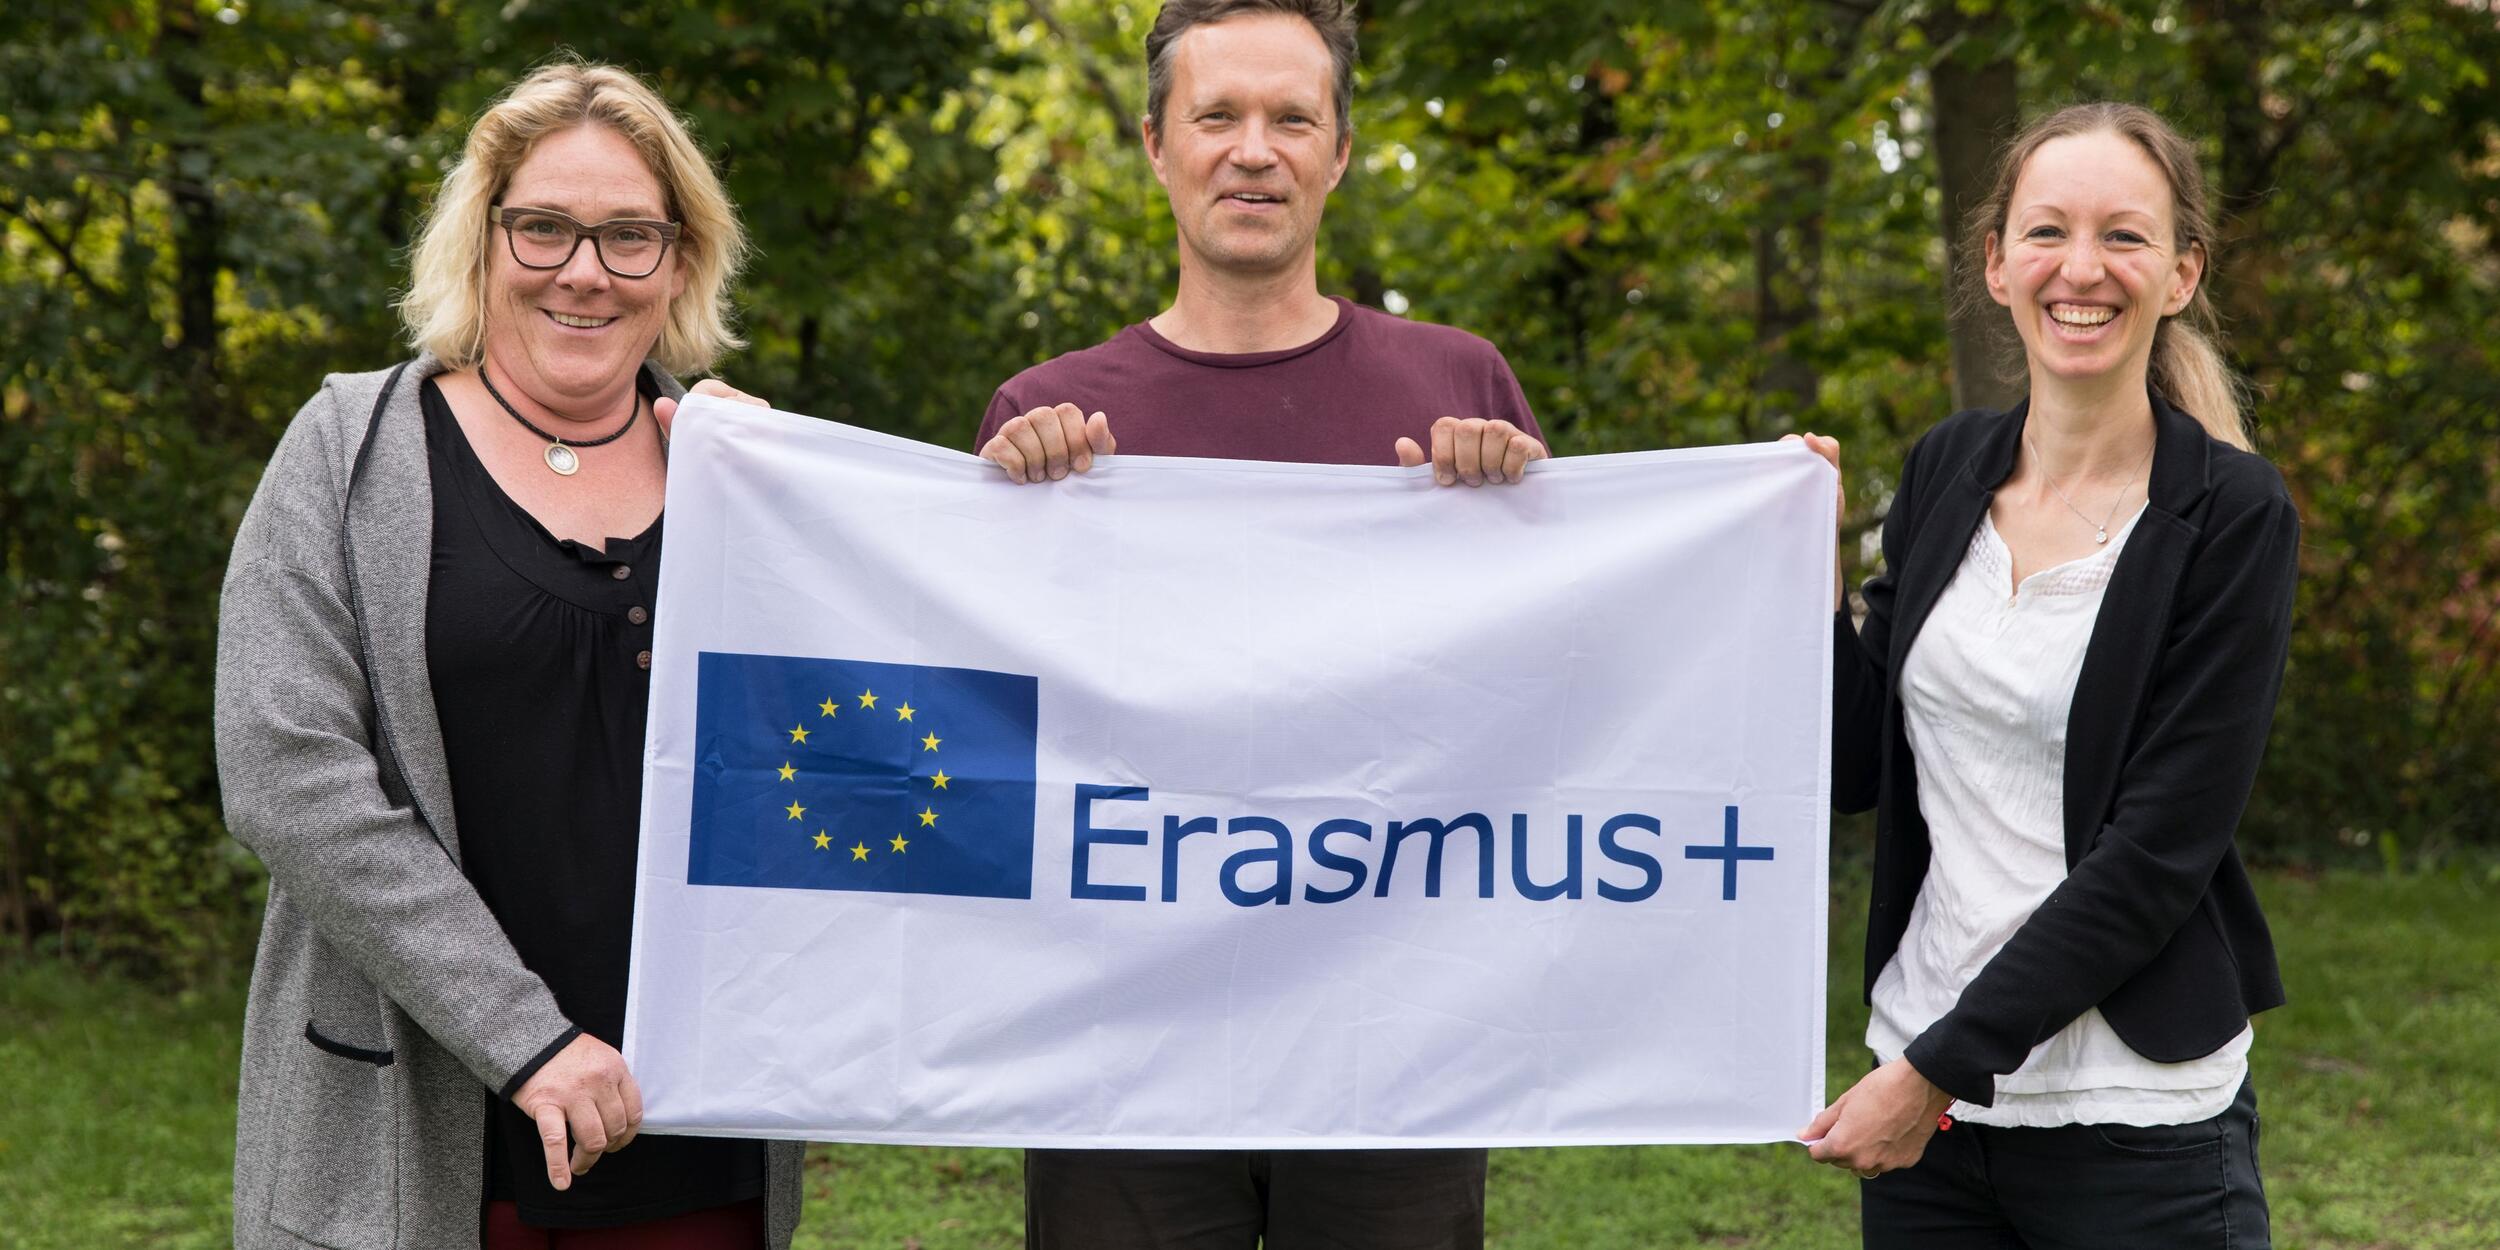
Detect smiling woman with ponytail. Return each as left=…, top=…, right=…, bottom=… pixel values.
left=1788, top=101, right=2296, bottom=1247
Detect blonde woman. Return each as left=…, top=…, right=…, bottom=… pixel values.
left=1793, top=102, right=2295, bottom=1247
left=216, top=62, right=800, bottom=1248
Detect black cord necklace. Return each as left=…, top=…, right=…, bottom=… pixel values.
left=479, top=365, right=640, bottom=476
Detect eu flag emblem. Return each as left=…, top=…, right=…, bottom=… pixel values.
left=686, top=652, right=1038, bottom=899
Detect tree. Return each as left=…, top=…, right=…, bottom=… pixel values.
left=4, top=0, right=2496, bottom=979
left=1926, top=0, right=2024, bottom=413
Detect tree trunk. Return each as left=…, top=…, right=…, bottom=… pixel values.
left=1745, top=11, right=1878, bottom=439
left=1531, top=80, right=1622, bottom=442
left=160, top=4, right=224, bottom=425
left=2186, top=0, right=2288, bottom=342
left=0, top=813, right=25, bottom=954
left=2188, top=0, right=2276, bottom=226
left=796, top=313, right=821, bottom=395
left=377, top=9, right=455, bottom=253
left=1748, top=156, right=1826, bottom=439
left=1927, top=7, right=2023, bottom=413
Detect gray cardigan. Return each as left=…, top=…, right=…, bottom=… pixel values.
left=215, top=354, right=804, bottom=1249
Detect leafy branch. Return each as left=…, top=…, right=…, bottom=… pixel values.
left=0, top=189, right=112, bottom=298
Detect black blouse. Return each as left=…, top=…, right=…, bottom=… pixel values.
left=422, top=377, right=765, bottom=1227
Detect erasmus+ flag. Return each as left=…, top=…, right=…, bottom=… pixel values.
left=625, top=396, right=1836, bottom=1149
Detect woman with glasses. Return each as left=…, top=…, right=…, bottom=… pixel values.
left=215, top=62, right=802, bottom=1249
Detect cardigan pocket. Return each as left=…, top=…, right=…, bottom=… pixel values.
left=304, top=1020, right=395, bottom=1067
left=266, top=978, right=400, bottom=1248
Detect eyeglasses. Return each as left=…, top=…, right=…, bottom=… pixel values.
left=492, top=205, right=682, bottom=279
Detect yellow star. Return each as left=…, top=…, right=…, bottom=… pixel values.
left=777, top=761, right=796, bottom=782
left=819, top=697, right=839, bottom=717
left=812, top=831, right=831, bottom=850
left=918, top=806, right=939, bottom=827
left=896, top=703, right=916, bottom=722
left=857, top=689, right=878, bottom=709
left=785, top=800, right=806, bottom=820
left=929, top=770, right=950, bottom=790
left=889, top=834, right=910, bottom=853
left=788, top=724, right=809, bottom=744
left=921, top=732, right=942, bottom=752
left=851, top=842, right=870, bottom=861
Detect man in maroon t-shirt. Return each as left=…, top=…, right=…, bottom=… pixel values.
left=980, top=291, right=1539, bottom=475
left=976, top=2, right=1545, bottom=493
left=976, top=3, right=1536, bottom=1248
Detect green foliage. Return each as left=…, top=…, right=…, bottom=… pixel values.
left=3, top=0, right=2497, bottom=978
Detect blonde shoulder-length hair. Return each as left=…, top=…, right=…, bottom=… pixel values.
left=399, top=60, right=748, bottom=377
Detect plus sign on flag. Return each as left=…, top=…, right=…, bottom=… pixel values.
left=1687, top=806, right=1776, bottom=901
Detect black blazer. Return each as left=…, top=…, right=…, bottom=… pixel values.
left=1831, top=392, right=2299, bottom=1107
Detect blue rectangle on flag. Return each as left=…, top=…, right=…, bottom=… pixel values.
left=687, top=652, right=1038, bottom=899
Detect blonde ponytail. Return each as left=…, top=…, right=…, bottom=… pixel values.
left=2152, top=319, right=2250, bottom=450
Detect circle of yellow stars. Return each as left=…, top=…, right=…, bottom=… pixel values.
left=779, top=688, right=947, bottom=861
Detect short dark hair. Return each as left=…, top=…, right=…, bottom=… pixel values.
left=1144, top=0, right=1359, bottom=143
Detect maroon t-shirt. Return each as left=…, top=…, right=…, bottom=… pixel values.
left=978, top=297, right=1540, bottom=464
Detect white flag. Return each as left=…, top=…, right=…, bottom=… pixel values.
left=624, top=395, right=1835, bottom=1148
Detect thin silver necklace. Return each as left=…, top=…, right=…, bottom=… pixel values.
left=2024, top=431, right=2154, bottom=545
left=479, top=365, right=640, bottom=476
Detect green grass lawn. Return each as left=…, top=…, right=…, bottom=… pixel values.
left=5, top=869, right=2496, bottom=1248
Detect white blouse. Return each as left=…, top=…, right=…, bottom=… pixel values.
left=1866, top=505, right=2249, bottom=1128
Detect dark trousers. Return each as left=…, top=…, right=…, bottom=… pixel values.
left=1024, top=1148, right=1487, bottom=1250
left=1863, top=1079, right=2269, bottom=1250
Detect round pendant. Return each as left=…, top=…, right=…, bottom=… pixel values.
left=545, top=443, right=581, bottom=476
left=2094, top=529, right=2109, bottom=544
